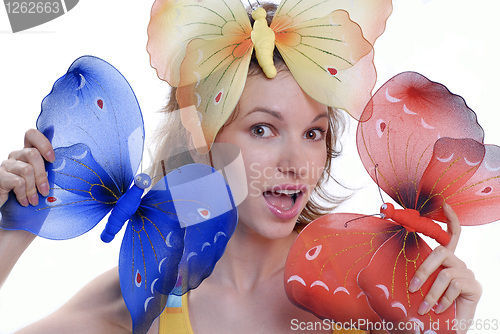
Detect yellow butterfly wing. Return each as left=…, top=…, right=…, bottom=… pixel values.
left=176, top=33, right=254, bottom=152
left=274, top=0, right=393, bottom=45
left=272, top=8, right=373, bottom=119
left=147, top=0, right=252, bottom=86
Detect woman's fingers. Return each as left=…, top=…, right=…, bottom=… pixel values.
left=408, top=204, right=481, bottom=318
left=443, top=203, right=461, bottom=252
left=410, top=246, right=471, bottom=315
left=0, top=165, right=29, bottom=207
left=8, top=148, right=50, bottom=199
left=1, top=159, right=36, bottom=206
left=0, top=129, right=54, bottom=208
left=409, top=246, right=465, bottom=292
left=24, top=128, right=55, bottom=163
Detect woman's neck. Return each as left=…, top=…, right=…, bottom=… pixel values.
left=210, top=225, right=298, bottom=292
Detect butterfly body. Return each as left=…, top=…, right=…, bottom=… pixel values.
left=251, top=7, right=276, bottom=78
left=380, top=202, right=450, bottom=246
left=101, top=183, right=144, bottom=243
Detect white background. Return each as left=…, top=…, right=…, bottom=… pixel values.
left=0, top=0, right=499, bottom=332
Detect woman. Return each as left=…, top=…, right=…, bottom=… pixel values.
left=0, top=3, right=482, bottom=334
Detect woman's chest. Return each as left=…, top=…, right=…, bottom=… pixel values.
left=188, top=279, right=331, bottom=334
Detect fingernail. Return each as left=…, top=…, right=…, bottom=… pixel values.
left=39, top=183, right=49, bottom=196
left=20, top=198, right=29, bottom=207
left=418, top=301, right=430, bottom=315
left=408, top=277, right=420, bottom=292
left=30, top=194, right=39, bottom=206
left=435, top=303, right=444, bottom=314
left=443, top=203, right=450, bottom=210
left=46, top=150, right=55, bottom=162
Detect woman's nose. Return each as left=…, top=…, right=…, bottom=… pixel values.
left=276, top=139, right=308, bottom=178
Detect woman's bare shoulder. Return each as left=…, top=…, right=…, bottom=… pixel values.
left=16, top=267, right=135, bottom=334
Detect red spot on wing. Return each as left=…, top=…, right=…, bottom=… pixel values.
left=198, top=208, right=211, bottom=219
left=97, top=99, right=103, bottom=109
left=380, top=122, right=386, bottom=133
left=482, top=186, right=492, bottom=194
left=214, top=91, right=223, bottom=104
left=327, top=67, right=338, bottom=76
left=47, top=196, right=57, bottom=203
left=135, top=271, right=142, bottom=287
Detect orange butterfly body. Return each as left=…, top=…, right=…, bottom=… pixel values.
left=147, top=0, right=393, bottom=150
left=380, top=202, right=451, bottom=246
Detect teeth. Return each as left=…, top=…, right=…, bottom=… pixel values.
left=275, top=189, right=301, bottom=195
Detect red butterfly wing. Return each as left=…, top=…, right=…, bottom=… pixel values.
left=423, top=143, right=500, bottom=226
left=285, top=213, right=400, bottom=325
left=415, top=137, right=485, bottom=222
left=358, top=230, right=456, bottom=333
left=357, top=72, right=484, bottom=209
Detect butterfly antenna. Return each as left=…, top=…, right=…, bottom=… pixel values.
left=374, top=164, right=386, bottom=204
left=344, top=213, right=384, bottom=228
left=246, top=0, right=257, bottom=10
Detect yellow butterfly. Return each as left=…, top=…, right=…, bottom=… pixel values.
left=147, top=0, right=392, bottom=151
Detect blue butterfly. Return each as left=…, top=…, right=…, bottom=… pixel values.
left=0, top=56, right=238, bottom=333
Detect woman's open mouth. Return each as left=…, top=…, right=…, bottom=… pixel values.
left=263, top=186, right=306, bottom=220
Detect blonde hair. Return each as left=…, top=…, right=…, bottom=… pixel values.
left=152, top=2, right=346, bottom=226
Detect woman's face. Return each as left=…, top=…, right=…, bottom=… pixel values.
left=215, top=70, right=329, bottom=239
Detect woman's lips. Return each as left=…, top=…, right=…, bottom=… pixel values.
left=263, top=185, right=307, bottom=220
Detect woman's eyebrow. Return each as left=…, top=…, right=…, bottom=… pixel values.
left=244, top=108, right=283, bottom=120
left=311, top=112, right=328, bottom=123
left=243, top=108, right=327, bottom=123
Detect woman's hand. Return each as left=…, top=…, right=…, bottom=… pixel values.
left=408, top=203, right=482, bottom=334
left=0, top=129, right=54, bottom=288
left=0, top=129, right=54, bottom=208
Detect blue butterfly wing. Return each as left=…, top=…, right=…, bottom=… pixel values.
left=1, top=56, right=142, bottom=238
left=118, top=163, right=237, bottom=333
left=119, top=205, right=185, bottom=334
left=119, top=173, right=186, bottom=333
left=154, top=164, right=238, bottom=296
left=36, top=55, right=143, bottom=193
left=0, top=144, right=119, bottom=239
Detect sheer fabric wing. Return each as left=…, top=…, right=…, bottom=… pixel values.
left=119, top=204, right=185, bottom=334
left=115, top=162, right=237, bottom=333
left=357, top=72, right=484, bottom=209
left=272, top=10, right=373, bottom=119
left=0, top=144, right=118, bottom=239
left=176, top=36, right=253, bottom=151
left=284, top=213, right=399, bottom=324
left=147, top=0, right=251, bottom=86
left=422, top=142, right=500, bottom=226
left=36, top=56, right=144, bottom=192
left=416, top=138, right=485, bottom=221
left=357, top=231, right=456, bottom=333
left=274, top=0, right=392, bottom=45
left=150, top=164, right=238, bottom=296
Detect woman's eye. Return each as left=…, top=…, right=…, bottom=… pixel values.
left=304, top=129, right=324, bottom=141
left=251, top=125, right=273, bottom=138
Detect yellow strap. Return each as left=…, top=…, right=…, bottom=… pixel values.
left=159, top=294, right=194, bottom=334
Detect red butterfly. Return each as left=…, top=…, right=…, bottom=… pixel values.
left=285, top=72, right=500, bottom=333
